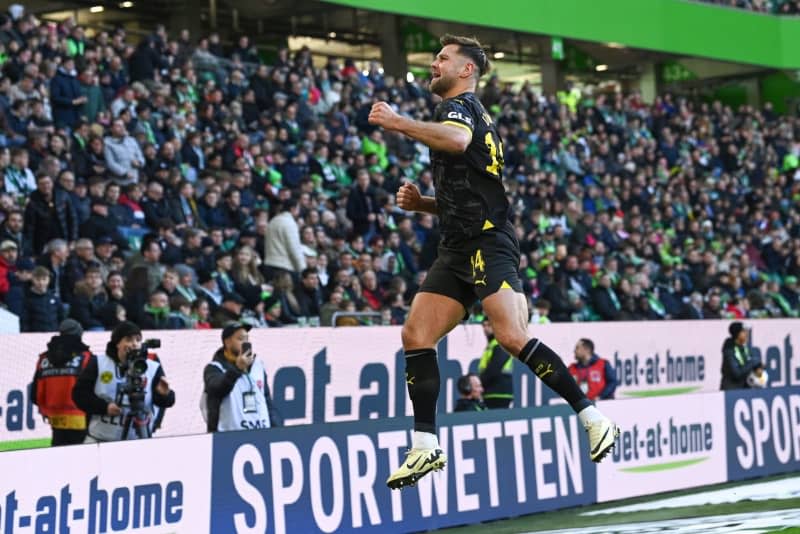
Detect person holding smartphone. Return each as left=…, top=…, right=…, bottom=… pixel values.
left=202, top=322, right=282, bottom=432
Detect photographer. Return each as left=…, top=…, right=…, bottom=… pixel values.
left=72, top=321, right=175, bottom=442
left=203, top=322, right=282, bottom=432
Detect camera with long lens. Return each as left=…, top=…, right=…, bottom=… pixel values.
left=117, top=339, right=161, bottom=439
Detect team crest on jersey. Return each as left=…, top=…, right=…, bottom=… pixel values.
left=100, top=371, right=113, bottom=384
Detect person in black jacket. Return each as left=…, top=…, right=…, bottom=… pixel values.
left=141, top=181, right=173, bottom=230
left=592, top=273, right=622, bottom=321
left=50, top=57, right=86, bottom=129
left=293, top=267, right=322, bottom=317
left=345, top=169, right=378, bottom=237
left=21, top=266, right=64, bottom=332
left=203, top=323, right=282, bottom=432
left=128, top=37, right=163, bottom=82
left=720, top=322, right=765, bottom=390
left=24, top=173, right=79, bottom=255
left=80, top=199, right=126, bottom=249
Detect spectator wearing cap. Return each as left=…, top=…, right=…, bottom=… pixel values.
left=263, top=198, right=306, bottom=281
left=720, top=322, right=764, bottom=390
left=50, top=56, right=86, bottom=129
left=202, top=322, right=282, bottom=432
left=211, top=291, right=247, bottom=328
left=104, top=118, right=144, bottom=185
left=262, top=293, right=285, bottom=327
left=212, top=249, right=236, bottom=296
left=94, top=236, right=118, bottom=275
left=196, top=269, right=223, bottom=310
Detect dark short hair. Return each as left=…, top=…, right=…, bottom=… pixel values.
left=578, top=338, right=595, bottom=353
left=440, top=34, right=491, bottom=77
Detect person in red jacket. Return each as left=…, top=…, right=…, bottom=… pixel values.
left=32, top=319, right=92, bottom=446
left=568, top=338, right=617, bottom=401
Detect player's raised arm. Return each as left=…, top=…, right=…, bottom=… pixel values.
left=368, top=102, right=471, bottom=154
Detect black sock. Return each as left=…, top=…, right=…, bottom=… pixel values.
left=519, top=338, right=591, bottom=413
left=405, top=348, right=439, bottom=434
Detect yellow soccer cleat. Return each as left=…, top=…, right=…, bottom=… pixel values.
left=386, top=448, right=447, bottom=490
left=586, top=417, right=620, bottom=463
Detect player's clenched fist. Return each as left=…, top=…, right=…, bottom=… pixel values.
left=369, top=101, right=401, bottom=130
left=397, top=182, right=422, bottom=211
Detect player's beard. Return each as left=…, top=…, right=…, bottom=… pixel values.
left=430, top=73, right=455, bottom=97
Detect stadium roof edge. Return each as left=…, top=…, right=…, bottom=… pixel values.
left=321, top=0, right=800, bottom=69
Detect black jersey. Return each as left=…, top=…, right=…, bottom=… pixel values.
left=431, top=92, right=509, bottom=246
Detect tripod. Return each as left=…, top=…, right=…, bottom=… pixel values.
left=116, top=386, right=152, bottom=440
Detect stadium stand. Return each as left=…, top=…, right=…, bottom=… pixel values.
left=0, top=3, right=799, bottom=333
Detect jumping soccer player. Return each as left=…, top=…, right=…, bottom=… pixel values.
left=368, top=34, right=619, bottom=490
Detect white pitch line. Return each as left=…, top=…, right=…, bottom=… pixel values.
left=527, top=509, right=800, bottom=534
left=583, top=476, right=800, bottom=515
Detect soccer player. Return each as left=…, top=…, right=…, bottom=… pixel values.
left=369, top=34, right=619, bottom=490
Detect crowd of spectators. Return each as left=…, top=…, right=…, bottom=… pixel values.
left=0, top=3, right=799, bottom=333
left=695, top=0, right=800, bottom=14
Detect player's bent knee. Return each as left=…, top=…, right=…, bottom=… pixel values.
left=493, top=327, right=527, bottom=357
left=401, top=323, right=432, bottom=350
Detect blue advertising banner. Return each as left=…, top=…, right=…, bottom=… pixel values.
left=725, top=386, right=800, bottom=481
left=210, top=406, right=596, bottom=534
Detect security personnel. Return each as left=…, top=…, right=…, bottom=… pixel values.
left=478, top=320, right=514, bottom=408
left=32, top=319, right=92, bottom=446
left=203, top=322, right=282, bottom=432
left=454, top=373, right=487, bottom=412
left=568, top=338, right=617, bottom=401
left=72, top=321, right=175, bottom=442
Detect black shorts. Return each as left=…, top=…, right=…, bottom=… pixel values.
left=419, top=221, right=523, bottom=311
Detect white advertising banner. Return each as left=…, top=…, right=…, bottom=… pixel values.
left=0, top=319, right=797, bottom=446
left=595, top=392, right=728, bottom=502
left=0, top=434, right=212, bottom=534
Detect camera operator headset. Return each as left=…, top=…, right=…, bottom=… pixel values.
left=72, top=321, right=175, bottom=442
left=202, top=322, right=282, bottom=432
